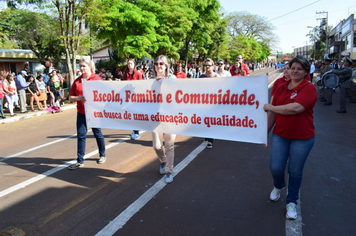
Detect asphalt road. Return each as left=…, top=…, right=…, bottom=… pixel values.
left=1, top=67, right=355, bottom=236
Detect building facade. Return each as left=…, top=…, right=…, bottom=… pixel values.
left=328, top=14, right=356, bottom=60
left=293, top=45, right=312, bottom=59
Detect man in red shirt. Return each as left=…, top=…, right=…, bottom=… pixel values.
left=230, top=55, right=250, bottom=76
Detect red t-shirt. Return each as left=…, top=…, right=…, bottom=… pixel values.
left=271, top=76, right=289, bottom=97
left=99, top=72, right=106, bottom=80
left=174, top=72, right=187, bottom=79
left=272, top=79, right=317, bottom=139
left=123, top=70, right=142, bottom=81
left=230, top=62, right=249, bottom=76
left=306, top=73, right=311, bottom=82
left=69, top=73, right=102, bottom=114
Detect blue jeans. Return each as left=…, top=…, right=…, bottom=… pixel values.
left=0, top=97, right=4, bottom=117
left=76, top=112, right=105, bottom=163
left=270, top=134, right=315, bottom=204
left=205, top=138, right=214, bottom=144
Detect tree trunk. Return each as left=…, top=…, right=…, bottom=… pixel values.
left=184, top=38, right=190, bottom=73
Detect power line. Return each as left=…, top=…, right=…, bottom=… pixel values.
left=268, top=0, right=321, bottom=22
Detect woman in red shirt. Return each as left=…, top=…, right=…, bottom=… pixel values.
left=123, top=58, right=142, bottom=139
left=231, top=60, right=245, bottom=76
left=263, top=56, right=317, bottom=220
left=123, top=58, right=142, bottom=81
left=68, top=58, right=106, bottom=170
left=173, top=63, right=187, bottom=78
left=270, top=63, right=290, bottom=103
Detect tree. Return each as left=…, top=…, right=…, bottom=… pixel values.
left=225, top=11, right=274, bottom=61
left=53, top=0, right=100, bottom=85
left=92, top=0, right=159, bottom=59
left=193, top=15, right=229, bottom=62
left=147, top=0, right=196, bottom=58
left=0, top=9, right=19, bottom=49
left=4, top=0, right=96, bottom=85
left=92, top=0, right=196, bottom=60
left=306, top=20, right=331, bottom=60
left=180, top=0, right=222, bottom=66
left=226, top=11, right=276, bottom=46
left=0, top=9, right=65, bottom=68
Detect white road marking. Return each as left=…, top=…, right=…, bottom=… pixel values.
left=0, top=133, right=78, bottom=162
left=0, top=136, right=130, bottom=198
left=95, top=141, right=207, bottom=236
left=268, top=72, right=284, bottom=89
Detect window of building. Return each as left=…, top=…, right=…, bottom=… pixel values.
left=346, top=34, right=352, bottom=50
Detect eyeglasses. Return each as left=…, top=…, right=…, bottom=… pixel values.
left=154, top=62, right=165, bottom=66
left=205, top=64, right=212, bottom=67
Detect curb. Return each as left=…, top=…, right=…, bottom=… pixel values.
left=0, top=104, right=76, bottom=125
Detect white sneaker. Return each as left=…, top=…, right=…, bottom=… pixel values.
left=286, top=202, right=297, bottom=220
left=97, top=155, right=106, bottom=164
left=131, top=131, right=140, bottom=140
left=165, top=172, right=173, bottom=183
left=270, top=187, right=282, bottom=201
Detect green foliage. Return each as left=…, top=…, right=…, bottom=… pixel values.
left=95, top=58, right=123, bottom=74
left=0, top=8, right=65, bottom=67
left=306, top=23, right=330, bottom=60
left=196, top=14, right=230, bottom=62
left=2, top=0, right=272, bottom=68
left=180, top=0, right=223, bottom=64
left=92, top=0, right=159, bottom=59
left=225, top=11, right=273, bottom=62
left=92, top=0, right=197, bottom=60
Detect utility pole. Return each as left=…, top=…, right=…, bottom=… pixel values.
left=316, top=11, right=328, bottom=56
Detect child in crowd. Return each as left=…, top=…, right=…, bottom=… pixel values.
left=37, top=75, right=48, bottom=108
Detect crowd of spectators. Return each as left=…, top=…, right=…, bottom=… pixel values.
left=0, top=63, right=68, bottom=118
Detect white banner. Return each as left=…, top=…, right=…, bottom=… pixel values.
left=83, top=76, right=268, bottom=144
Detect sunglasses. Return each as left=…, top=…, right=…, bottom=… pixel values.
left=218, top=63, right=224, bottom=65
left=238, top=57, right=243, bottom=59
left=154, top=62, right=165, bottom=66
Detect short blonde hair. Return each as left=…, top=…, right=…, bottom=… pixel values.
left=80, top=58, right=95, bottom=73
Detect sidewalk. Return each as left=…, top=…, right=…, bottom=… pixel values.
left=0, top=100, right=76, bottom=125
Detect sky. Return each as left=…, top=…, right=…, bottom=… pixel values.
left=219, top=0, right=356, bottom=54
